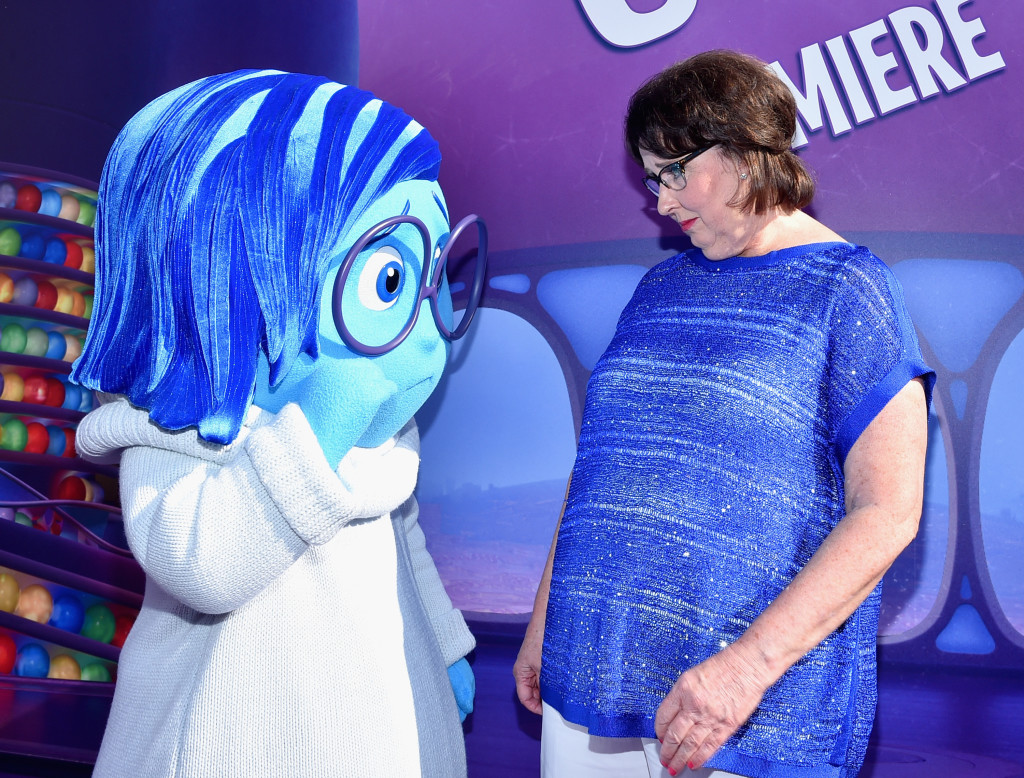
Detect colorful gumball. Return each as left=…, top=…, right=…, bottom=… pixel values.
left=24, top=422, right=49, bottom=454
left=15, top=584, right=54, bottom=623
left=23, top=327, right=50, bottom=357
left=0, top=572, right=20, bottom=612
left=18, top=233, right=44, bottom=260
left=63, top=241, right=83, bottom=269
left=14, top=512, right=32, bottom=527
left=79, top=245, right=95, bottom=273
left=0, top=227, right=21, bottom=257
left=55, top=475, right=87, bottom=501
left=0, top=632, right=15, bottom=673
left=0, top=419, right=28, bottom=450
left=0, top=323, right=27, bottom=354
left=112, top=614, right=135, bottom=648
left=48, top=653, right=81, bottom=680
left=43, top=377, right=65, bottom=407
left=38, top=189, right=63, bottom=217
left=83, top=294, right=93, bottom=319
left=49, top=593, right=85, bottom=632
left=0, top=272, right=12, bottom=302
left=14, top=643, right=49, bottom=677
left=58, top=193, right=80, bottom=221
left=23, top=374, right=49, bottom=403
left=81, top=603, right=116, bottom=643
left=80, top=662, right=111, bottom=682
left=77, top=200, right=97, bottom=227
left=43, top=238, right=67, bottom=264
left=63, top=427, right=76, bottom=457
left=78, top=390, right=94, bottom=412
left=1, top=371, right=24, bottom=401
left=63, top=333, right=82, bottom=361
left=54, top=287, right=75, bottom=314
left=0, top=181, right=17, bottom=208
left=70, top=291, right=86, bottom=317
left=35, top=280, right=58, bottom=310
left=60, top=380, right=80, bottom=409
left=15, top=184, right=42, bottom=212
left=46, top=425, right=66, bottom=456
left=46, top=331, right=67, bottom=360
left=12, top=276, right=38, bottom=306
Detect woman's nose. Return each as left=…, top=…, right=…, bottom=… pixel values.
left=656, top=185, right=676, bottom=216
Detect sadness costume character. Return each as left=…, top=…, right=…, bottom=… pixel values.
left=70, top=70, right=486, bottom=777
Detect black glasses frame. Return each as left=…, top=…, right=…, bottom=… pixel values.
left=641, top=144, right=717, bottom=195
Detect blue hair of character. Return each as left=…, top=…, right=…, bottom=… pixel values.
left=71, top=69, right=442, bottom=445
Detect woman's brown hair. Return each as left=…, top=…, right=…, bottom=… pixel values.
left=625, top=49, right=815, bottom=214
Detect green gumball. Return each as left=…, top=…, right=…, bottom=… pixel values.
left=80, top=603, right=116, bottom=643
left=0, top=322, right=27, bottom=354
left=0, top=227, right=21, bottom=257
left=80, top=662, right=112, bottom=682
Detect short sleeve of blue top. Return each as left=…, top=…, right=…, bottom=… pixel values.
left=540, top=243, right=935, bottom=778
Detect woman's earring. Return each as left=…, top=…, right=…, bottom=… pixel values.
left=740, top=173, right=748, bottom=180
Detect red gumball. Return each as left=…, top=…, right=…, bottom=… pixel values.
left=63, top=428, right=76, bottom=457
left=0, top=632, right=16, bottom=673
left=22, top=375, right=48, bottom=404
left=111, top=614, right=135, bottom=648
left=43, top=378, right=65, bottom=407
left=15, top=184, right=42, bottom=212
left=34, top=280, right=58, bottom=310
left=24, top=422, right=49, bottom=454
left=55, top=475, right=87, bottom=501
left=63, top=241, right=83, bottom=269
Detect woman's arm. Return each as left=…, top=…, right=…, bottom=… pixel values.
left=657, top=378, right=928, bottom=773
left=513, top=475, right=572, bottom=715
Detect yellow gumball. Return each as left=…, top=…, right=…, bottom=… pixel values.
left=79, top=246, right=95, bottom=273
left=48, top=653, right=82, bottom=680
left=0, top=572, right=20, bottom=612
left=15, top=583, right=53, bottom=623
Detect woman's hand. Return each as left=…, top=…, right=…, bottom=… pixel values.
left=655, top=644, right=771, bottom=772
left=513, top=620, right=545, bottom=714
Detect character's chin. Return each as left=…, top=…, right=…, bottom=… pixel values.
left=357, top=377, right=437, bottom=448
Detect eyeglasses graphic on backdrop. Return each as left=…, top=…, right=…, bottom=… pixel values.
left=332, top=214, right=488, bottom=356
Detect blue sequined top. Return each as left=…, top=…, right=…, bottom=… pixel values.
left=541, top=243, right=934, bottom=778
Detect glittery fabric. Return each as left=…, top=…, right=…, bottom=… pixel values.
left=541, top=243, right=934, bottom=777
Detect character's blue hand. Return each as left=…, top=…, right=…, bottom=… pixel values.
left=447, top=657, right=475, bottom=723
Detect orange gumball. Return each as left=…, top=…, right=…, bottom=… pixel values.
left=48, top=653, right=81, bottom=680
left=0, top=372, right=24, bottom=402
left=0, top=272, right=12, bottom=303
left=63, top=334, right=82, bottom=362
left=15, top=584, right=53, bottom=623
left=70, top=291, right=86, bottom=317
left=0, top=572, right=20, bottom=613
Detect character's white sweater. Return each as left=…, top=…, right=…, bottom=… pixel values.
left=77, top=398, right=474, bottom=777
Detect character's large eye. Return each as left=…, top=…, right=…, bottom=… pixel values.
left=357, top=246, right=406, bottom=311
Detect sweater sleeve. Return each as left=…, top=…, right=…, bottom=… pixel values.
left=117, top=404, right=362, bottom=614
left=397, top=494, right=476, bottom=666
left=826, top=248, right=935, bottom=463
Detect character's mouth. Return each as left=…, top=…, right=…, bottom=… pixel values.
left=680, top=217, right=698, bottom=231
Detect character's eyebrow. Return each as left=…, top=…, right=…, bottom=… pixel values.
left=433, top=191, right=449, bottom=224
left=366, top=200, right=415, bottom=243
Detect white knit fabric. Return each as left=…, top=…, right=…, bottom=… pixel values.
left=78, top=398, right=474, bottom=777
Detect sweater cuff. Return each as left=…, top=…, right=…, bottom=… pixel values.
left=433, top=607, right=477, bottom=667
left=245, top=404, right=356, bottom=546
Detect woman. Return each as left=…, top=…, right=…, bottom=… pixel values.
left=514, top=50, right=934, bottom=778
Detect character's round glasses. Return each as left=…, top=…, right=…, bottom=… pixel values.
left=332, top=214, right=488, bottom=356
left=641, top=143, right=717, bottom=195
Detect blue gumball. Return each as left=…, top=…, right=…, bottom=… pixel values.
left=39, top=189, right=63, bottom=217
left=46, top=424, right=66, bottom=456
left=78, top=389, right=94, bottom=412
left=49, top=593, right=85, bottom=632
left=43, top=239, right=67, bottom=264
left=14, top=643, right=49, bottom=678
left=61, top=380, right=81, bottom=410
left=46, top=331, right=67, bottom=360
left=19, top=233, right=44, bottom=260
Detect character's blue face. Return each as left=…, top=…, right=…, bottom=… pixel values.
left=253, top=178, right=454, bottom=453
left=320, top=178, right=454, bottom=447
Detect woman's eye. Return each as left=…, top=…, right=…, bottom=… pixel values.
left=357, top=246, right=406, bottom=310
